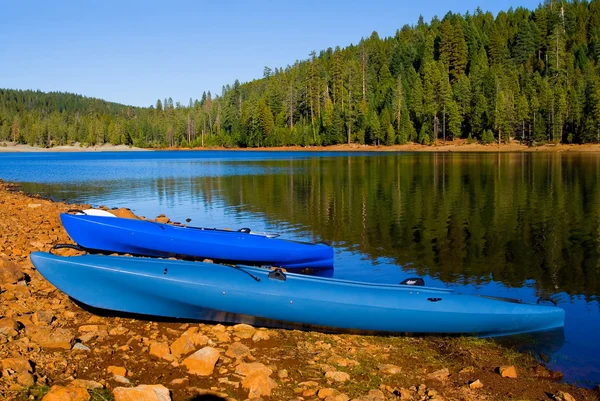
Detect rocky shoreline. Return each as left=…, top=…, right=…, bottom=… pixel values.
left=0, top=180, right=598, bottom=401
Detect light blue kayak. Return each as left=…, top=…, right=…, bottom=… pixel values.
left=60, top=213, right=334, bottom=270
left=30, top=252, right=565, bottom=336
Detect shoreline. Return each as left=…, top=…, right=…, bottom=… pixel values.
left=0, top=180, right=598, bottom=400
left=3, top=140, right=600, bottom=153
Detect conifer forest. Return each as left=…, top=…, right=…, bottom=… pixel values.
left=2, top=1, right=600, bottom=148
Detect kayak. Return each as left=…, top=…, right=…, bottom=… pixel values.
left=30, top=252, right=565, bottom=336
left=60, top=213, right=334, bottom=270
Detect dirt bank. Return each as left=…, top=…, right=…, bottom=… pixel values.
left=0, top=180, right=598, bottom=401
left=4, top=139, right=600, bottom=153
left=162, top=140, right=600, bottom=153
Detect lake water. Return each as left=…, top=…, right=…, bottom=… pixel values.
left=0, top=150, right=598, bottom=387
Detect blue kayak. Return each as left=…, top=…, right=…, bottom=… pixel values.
left=60, top=213, right=333, bottom=270
left=30, top=252, right=565, bottom=336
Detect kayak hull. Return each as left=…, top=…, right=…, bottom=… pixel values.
left=60, top=213, right=333, bottom=270
left=30, top=252, right=565, bottom=336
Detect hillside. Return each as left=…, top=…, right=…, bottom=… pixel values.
left=2, top=1, right=600, bottom=148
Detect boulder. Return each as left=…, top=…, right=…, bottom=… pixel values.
left=107, top=365, right=128, bottom=376
left=42, top=385, right=90, bottom=401
left=552, top=391, right=577, bottom=401
left=235, top=362, right=273, bottom=377
left=427, top=368, right=450, bottom=380
left=29, top=327, right=74, bottom=349
left=71, top=379, right=104, bottom=390
left=325, top=370, right=350, bottom=382
left=170, top=333, right=196, bottom=358
left=225, top=341, right=250, bottom=359
left=31, top=310, right=55, bottom=326
left=0, top=258, right=24, bottom=284
left=113, top=384, right=171, bottom=401
left=110, top=208, right=138, bottom=219
left=150, top=341, right=172, bottom=360
left=1, top=357, right=33, bottom=374
left=469, top=379, right=483, bottom=389
left=233, top=323, right=256, bottom=339
left=182, top=346, right=220, bottom=376
left=0, top=317, right=20, bottom=337
left=498, top=365, right=518, bottom=378
left=377, top=363, right=402, bottom=374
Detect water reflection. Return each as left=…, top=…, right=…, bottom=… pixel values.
left=18, top=153, right=600, bottom=301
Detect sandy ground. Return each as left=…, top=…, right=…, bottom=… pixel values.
left=165, top=140, right=600, bottom=153
left=3, top=139, right=600, bottom=153
left=0, top=142, right=149, bottom=152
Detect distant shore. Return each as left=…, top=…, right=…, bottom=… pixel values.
left=0, top=142, right=149, bottom=152
left=3, top=140, right=600, bottom=153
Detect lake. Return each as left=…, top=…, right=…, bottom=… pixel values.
left=0, top=150, right=598, bottom=387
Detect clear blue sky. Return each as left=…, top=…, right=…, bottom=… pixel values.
left=1, top=0, right=541, bottom=107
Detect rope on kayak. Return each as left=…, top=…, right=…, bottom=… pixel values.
left=66, top=209, right=86, bottom=214
left=49, top=243, right=88, bottom=255
left=228, top=265, right=261, bottom=282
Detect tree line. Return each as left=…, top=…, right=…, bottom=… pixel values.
left=3, top=0, right=600, bottom=148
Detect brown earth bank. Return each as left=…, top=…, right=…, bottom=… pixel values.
left=153, top=139, right=600, bottom=153
left=0, top=180, right=598, bottom=401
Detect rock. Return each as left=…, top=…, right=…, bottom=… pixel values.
left=29, top=327, right=74, bottom=349
left=17, top=372, right=35, bottom=386
left=28, top=203, right=42, bottom=208
left=354, top=389, right=384, bottom=401
left=111, top=208, right=138, bottom=219
left=0, top=318, right=20, bottom=337
left=241, top=372, right=278, bottom=398
left=71, top=379, right=104, bottom=389
left=277, top=369, right=288, bottom=379
left=328, top=354, right=359, bottom=367
left=170, top=332, right=196, bottom=358
left=553, top=391, right=577, bottom=401
left=326, top=393, right=350, bottom=401
left=42, top=385, right=91, bottom=401
left=149, top=341, right=172, bottom=360
left=0, top=258, right=24, bottom=284
left=155, top=214, right=170, bottom=224
left=235, top=362, right=273, bottom=377
left=31, top=310, right=55, bottom=326
left=303, top=388, right=318, bottom=397
left=113, top=384, right=171, bottom=401
left=458, top=366, right=475, bottom=374
left=72, top=343, right=91, bottom=352
left=170, top=377, right=189, bottom=386
left=252, top=330, right=270, bottom=342
left=318, top=388, right=338, bottom=399
left=469, top=379, right=483, bottom=389
left=1, top=357, right=33, bottom=374
left=395, top=388, right=412, bottom=400
left=533, top=365, right=564, bottom=380
left=498, top=365, right=518, bottom=378
left=183, top=346, right=220, bottom=376
left=378, top=363, right=402, bottom=374
left=107, top=365, right=128, bottom=376
left=235, top=362, right=277, bottom=398
left=427, top=367, right=450, bottom=380
left=225, top=341, right=251, bottom=359
left=325, top=370, right=350, bottom=382
left=78, top=324, right=108, bottom=332
left=233, top=323, right=256, bottom=339
left=113, top=375, right=131, bottom=384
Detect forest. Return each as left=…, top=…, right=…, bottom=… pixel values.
left=2, top=0, right=600, bottom=148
